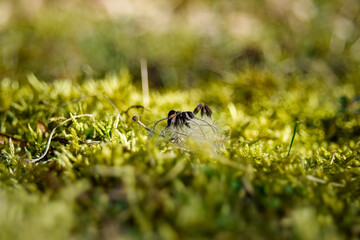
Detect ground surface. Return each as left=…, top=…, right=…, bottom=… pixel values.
left=0, top=70, right=359, bottom=240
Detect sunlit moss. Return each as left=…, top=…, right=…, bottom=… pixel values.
left=0, top=68, right=359, bottom=240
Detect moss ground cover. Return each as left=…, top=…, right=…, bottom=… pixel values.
left=1, top=0, right=360, bottom=239
left=0, top=69, right=359, bottom=240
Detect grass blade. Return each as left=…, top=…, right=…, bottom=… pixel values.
left=287, top=121, right=299, bottom=157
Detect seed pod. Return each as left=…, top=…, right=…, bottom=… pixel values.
left=194, top=103, right=212, bottom=118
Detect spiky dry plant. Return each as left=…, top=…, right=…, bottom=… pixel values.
left=133, top=103, right=223, bottom=152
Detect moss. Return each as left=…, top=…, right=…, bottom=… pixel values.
left=0, top=70, right=359, bottom=239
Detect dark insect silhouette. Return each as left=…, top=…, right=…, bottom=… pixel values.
left=131, top=103, right=223, bottom=150
left=194, top=103, right=212, bottom=118
left=161, top=109, right=216, bottom=139
left=167, top=110, right=195, bottom=128
left=147, top=104, right=218, bottom=140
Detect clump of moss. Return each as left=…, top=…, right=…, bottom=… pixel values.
left=0, top=70, right=359, bottom=240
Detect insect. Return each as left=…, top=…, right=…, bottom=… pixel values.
left=193, top=103, right=212, bottom=118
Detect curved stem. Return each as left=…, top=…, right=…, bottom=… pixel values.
left=152, top=117, right=167, bottom=132
left=26, top=114, right=95, bottom=164
left=135, top=119, right=155, bottom=134
left=160, top=125, right=170, bottom=138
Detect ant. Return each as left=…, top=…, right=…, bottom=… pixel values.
left=193, top=103, right=212, bottom=118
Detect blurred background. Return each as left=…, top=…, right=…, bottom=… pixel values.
left=0, top=0, right=359, bottom=88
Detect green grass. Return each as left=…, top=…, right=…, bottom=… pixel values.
left=0, top=69, right=359, bottom=240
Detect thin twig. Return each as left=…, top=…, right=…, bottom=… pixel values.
left=329, top=182, right=345, bottom=187
left=79, top=140, right=101, bottom=145
left=122, top=105, right=144, bottom=116
left=306, top=175, right=326, bottom=184
left=330, top=150, right=336, bottom=164
left=140, top=58, right=149, bottom=107
left=25, top=114, right=95, bottom=164
left=151, top=117, right=167, bottom=132
left=306, top=175, right=344, bottom=187
left=132, top=115, right=155, bottom=134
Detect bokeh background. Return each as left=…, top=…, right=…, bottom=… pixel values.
left=0, top=0, right=359, bottom=88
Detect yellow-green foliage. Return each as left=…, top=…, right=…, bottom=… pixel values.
left=0, top=69, right=359, bottom=240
